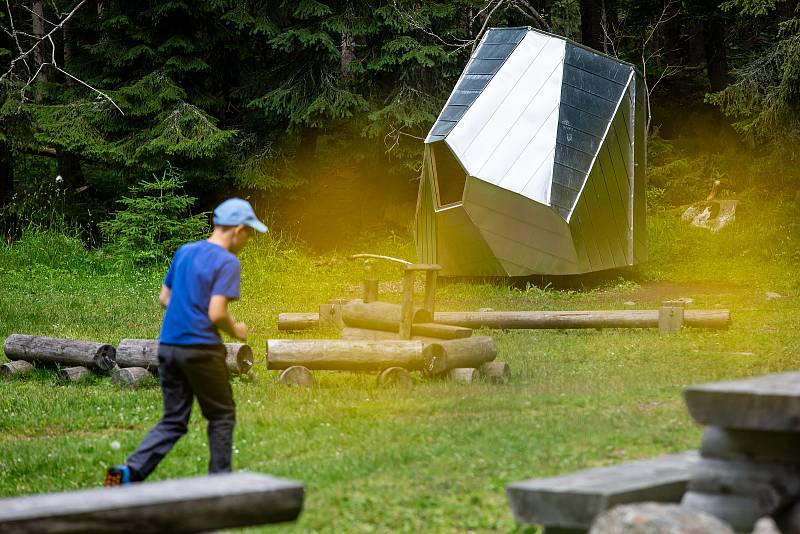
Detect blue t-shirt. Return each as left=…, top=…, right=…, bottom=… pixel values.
left=159, top=240, right=241, bottom=345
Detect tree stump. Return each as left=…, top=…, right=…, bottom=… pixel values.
left=59, top=366, right=90, bottom=382
left=479, top=361, right=510, bottom=383
left=279, top=366, right=314, bottom=388
left=112, top=366, right=152, bottom=388
left=0, top=360, right=34, bottom=379
left=377, top=367, right=413, bottom=388
left=448, top=368, right=477, bottom=383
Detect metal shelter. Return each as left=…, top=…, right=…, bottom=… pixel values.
left=415, top=27, right=647, bottom=276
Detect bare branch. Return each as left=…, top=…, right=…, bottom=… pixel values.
left=22, top=4, right=59, bottom=28
left=511, top=0, right=552, bottom=32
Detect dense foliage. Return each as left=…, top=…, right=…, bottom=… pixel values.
left=1, top=0, right=798, bottom=252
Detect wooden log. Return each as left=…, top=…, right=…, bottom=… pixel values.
left=339, top=327, right=441, bottom=343
left=479, top=361, right=510, bottom=383
left=342, top=300, right=432, bottom=334
left=400, top=271, right=416, bottom=339
left=279, top=366, right=314, bottom=387
left=267, top=339, right=435, bottom=372
left=425, top=336, right=497, bottom=375
left=448, top=368, right=477, bottom=383
left=0, top=360, right=33, bottom=379
left=277, top=312, right=319, bottom=331
left=112, top=366, right=152, bottom=388
left=116, top=340, right=253, bottom=374
left=59, top=366, right=90, bottom=382
left=0, top=471, right=304, bottom=533
left=411, top=323, right=471, bottom=339
left=3, top=334, right=116, bottom=371
left=318, top=303, right=344, bottom=330
left=377, top=367, right=413, bottom=388
left=433, top=310, right=731, bottom=329
left=362, top=279, right=378, bottom=303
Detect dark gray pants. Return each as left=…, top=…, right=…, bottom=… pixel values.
left=126, top=344, right=236, bottom=480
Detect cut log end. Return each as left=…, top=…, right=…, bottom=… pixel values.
left=448, top=368, right=477, bottom=383
left=279, top=366, right=314, bottom=388
left=92, top=344, right=117, bottom=372
left=479, top=361, right=510, bottom=383
left=225, top=343, right=254, bottom=374
left=377, top=367, right=413, bottom=388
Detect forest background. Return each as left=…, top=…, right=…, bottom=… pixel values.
left=0, top=0, right=798, bottom=255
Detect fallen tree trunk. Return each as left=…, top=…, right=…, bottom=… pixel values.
left=341, top=300, right=432, bottom=333
left=3, top=334, right=116, bottom=371
left=424, top=336, right=497, bottom=375
left=433, top=310, right=731, bottom=329
left=267, top=339, right=438, bottom=372
left=278, top=313, right=319, bottom=331
left=116, top=340, right=253, bottom=374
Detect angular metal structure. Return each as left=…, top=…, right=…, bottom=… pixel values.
left=415, top=27, right=647, bottom=276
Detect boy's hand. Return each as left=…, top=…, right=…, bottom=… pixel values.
left=233, top=322, right=248, bottom=341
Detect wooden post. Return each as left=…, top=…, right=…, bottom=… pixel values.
left=319, top=303, right=344, bottom=330
left=59, top=366, right=90, bottom=382
left=399, top=271, right=416, bottom=340
left=362, top=279, right=379, bottom=303
left=112, top=366, right=152, bottom=388
left=279, top=366, right=314, bottom=387
left=377, top=367, right=413, bottom=388
left=0, top=360, right=33, bottom=379
left=3, top=334, right=116, bottom=371
left=659, top=301, right=685, bottom=333
left=424, top=270, right=438, bottom=316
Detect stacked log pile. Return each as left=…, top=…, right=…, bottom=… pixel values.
left=270, top=299, right=508, bottom=387
left=681, top=372, right=800, bottom=532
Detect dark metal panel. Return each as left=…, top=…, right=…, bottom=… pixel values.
left=429, top=120, right=457, bottom=137
left=466, top=58, right=505, bottom=75
left=477, top=43, right=519, bottom=59
left=555, top=143, right=594, bottom=174
left=594, top=145, right=630, bottom=265
left=565, top=43, right=632, bottom=85
left=558, top=103, right=609, bottom=139
left=435, top=204, right=505, bottom=276
left=556, top=125, right=602, bottom=155
left=560, top=84, right=617, bottom=119
left=439, top=105, right=470, bottom=122
left=563, top=65, right=626, bottom=103
left=553, top=162, right=586, bottom=191
left=458, top=75, right=493, bottom=91
left=483, top=27, right=529, bottom=45
left=549, top=182, right=574, bottom=218
left=448, top=90, right=481, bottom=106
left=581, top=169, right=618, bottom=268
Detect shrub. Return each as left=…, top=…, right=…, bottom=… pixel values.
left=99, top=167, right=208, bottom=266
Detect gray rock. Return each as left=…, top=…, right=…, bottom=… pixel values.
left=683, top=372, right=800, bottom=432
left=682, top=491, right=770, bottom=532
left=589, top=503, right=733, bottom=534
left=507, top=452, right=697, bottom=530
left=751, top=517, right=781, bottom=534
left=700, top=426, right=800, bottom=466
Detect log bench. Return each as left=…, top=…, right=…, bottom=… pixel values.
left=506, top=452, right=697, bottom=533
left=0, top=471, right=304, bottom=533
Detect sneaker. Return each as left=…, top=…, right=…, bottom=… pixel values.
left=104, top=465, right=131, bottom=486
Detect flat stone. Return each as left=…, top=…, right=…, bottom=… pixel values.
left=589, top=503, right=733, bottom=534
left=700, top=426, right=800, bottom=465
left=507, top=452, right=697, bottom=530
left=687, top=457, right=800, bottom=512
left=683, top=372, right=800, bottom=431
left=682, top=491, right=768, bottom=532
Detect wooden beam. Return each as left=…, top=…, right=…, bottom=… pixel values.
left=434, top=310, right=731, bottom=329
left=0, top=471, right=304, bottom=533
left=267, top=339, right=434, bottom=372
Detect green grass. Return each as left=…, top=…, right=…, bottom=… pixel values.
left=1, top=196, right=799, bottom=533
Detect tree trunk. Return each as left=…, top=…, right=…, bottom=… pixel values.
left=0, top=142, right=14, bottom=209
left=433, top=310, right=730, bottom=329
left=579, top=0, right=603, bottom=51
left=63, top=17, right=75, bottom=87
left=703, top=8, right=728, bottom=91
left=340, top=29, right=355, bottom=87
left=266, top=339, right=433, bottom=372
left=297, top=126, right=319, bottom=171
left=602, top=0, right=617, bottom=54
left=31, top=1, right=47, bottom=102
left=3, top=334, right=116, bottom=371
left=57, top=151, right=84, bottom=191
left=341, top=299, right=432, bottom=333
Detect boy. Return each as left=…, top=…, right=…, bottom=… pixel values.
left=105, top=198, right=267, bottom=485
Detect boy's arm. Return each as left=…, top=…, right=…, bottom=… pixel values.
left=208, top=295, right=247, bottom=341
left=159, top=285, right=171, bottom=309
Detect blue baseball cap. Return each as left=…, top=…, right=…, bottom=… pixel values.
left=213, top=198, right=268, bottom=233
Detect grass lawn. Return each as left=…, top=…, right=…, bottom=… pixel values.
left=1, top=198, right=799, bottom=533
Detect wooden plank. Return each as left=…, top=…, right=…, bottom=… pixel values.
left=434, top=310, right=730, bottom=329
left=507, top=452, right=697, bottom=530
left=684, top=371, right=800, bottom=432
left=0, top=471, right=304, bottom=533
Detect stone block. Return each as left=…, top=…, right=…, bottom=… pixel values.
left=682, top=491, right=768, bottom=533
left=700, top=426, right=800, bottom=466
